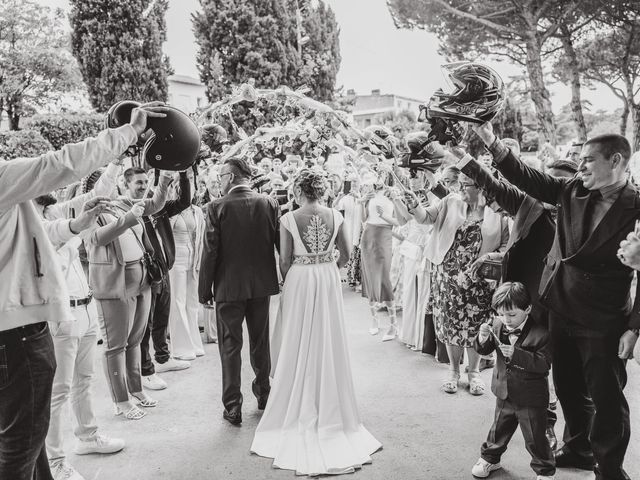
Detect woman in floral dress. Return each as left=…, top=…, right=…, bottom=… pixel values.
left=405, top=174, right=509, bottom=395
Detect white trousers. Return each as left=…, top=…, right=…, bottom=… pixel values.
left=168, top=248, right=204, bottom=358
left=46, top=303, right=99, bottom=462
left=399, top=256, right=431, bottom=347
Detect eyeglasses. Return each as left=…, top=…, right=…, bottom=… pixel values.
left=219, top=172, right=233, bottom=179
left=460, top=183, right=477, bottom=190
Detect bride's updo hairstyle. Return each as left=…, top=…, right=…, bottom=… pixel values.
left=294, top=167, right=329, bottom=201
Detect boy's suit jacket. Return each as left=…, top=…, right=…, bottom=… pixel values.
left=474, top=317, right=551, bottom=408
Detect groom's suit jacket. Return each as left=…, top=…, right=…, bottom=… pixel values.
left=198, top=185, right=280, bottom=304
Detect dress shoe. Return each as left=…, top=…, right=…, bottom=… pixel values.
left=554, top=448, right=594, bottom=470
left=257, top=396, right=268, bottom=410
left=223, top=410, right=242, bottom=425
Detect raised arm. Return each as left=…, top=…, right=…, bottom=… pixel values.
left=457, top=155, right=526, bottom=217
left=473, top=123, right=567, bottom=205
left=142, top=171, right=172, bottom=216
left=86, top=211, right=139, bottom=247
left=0, top=126, right=136, bottom=212
left=163, top=171, right=192, bottom=218
left=407, top=189, right=443, bottom=225
left=48, top=161, right=123, bottom=219
left=0, top=102, right=168, bottom=212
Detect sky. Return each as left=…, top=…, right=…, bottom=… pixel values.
left=41, top=0, right=620, bottom=114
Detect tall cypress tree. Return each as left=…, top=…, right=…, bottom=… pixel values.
left=69, top=0, right=173, bottom=112
left=193, top=0, right=340, bottom=102
left=299, top=0, right=341, bottom=101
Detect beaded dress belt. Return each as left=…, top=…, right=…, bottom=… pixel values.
left=293, top=251, right=335, bottom=265
left=70, top=293, right=93, bottom=308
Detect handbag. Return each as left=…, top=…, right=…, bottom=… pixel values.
left=111, top=202, right=165, bottom=288
left=477, top=258, right=503, bottom=281
left=130, top=221, right=165, bottom=289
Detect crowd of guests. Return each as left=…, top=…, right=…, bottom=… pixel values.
left=1, top=100, right=639, bottom=480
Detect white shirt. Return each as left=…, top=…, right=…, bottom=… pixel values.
left=366, top=191, right=394, bottom=226
left=227, top=184, right=250, bottom=195
left=56, top=237, right=90, bottom=299
left=336, top=194, right=362, bottom=246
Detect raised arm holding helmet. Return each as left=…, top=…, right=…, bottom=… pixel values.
left=0, top=102, right=168, bottom=480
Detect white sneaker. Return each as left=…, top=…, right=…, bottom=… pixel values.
left=471, top=458, right=501, bottom=478
left=50, top=460, right=85, bottom=480
left=172, top=353, right=196, bottom=361
left=155, top=357, right=191, bottom=373
left=195, top=348, right=205, bottom=357
left=142, top=374, right=167, bottom=390
left=74, top=434, right=125, bottom=455
left=536, top=476, right=554, bottom=480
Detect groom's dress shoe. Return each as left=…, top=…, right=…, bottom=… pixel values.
left=223, top=410, right=242, bottom=425
left=554, top=448, right=594, bottom=470
left=257, top=396, right=268, bottom=410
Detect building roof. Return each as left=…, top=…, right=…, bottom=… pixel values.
left=168, top=74, right=204, bottom=86
left=353, top=92, right=426, bottom=113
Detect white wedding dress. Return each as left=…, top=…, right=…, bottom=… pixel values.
left=251, top=209, right=381, bottom=476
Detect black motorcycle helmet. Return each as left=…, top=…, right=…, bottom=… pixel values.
left=426, top=62, right=505, bottom=124
left=201, top=123, right=229, bottom=153
left=105, top=101, right=201, bottom=171
left=398, top=132, right=446, bottom=173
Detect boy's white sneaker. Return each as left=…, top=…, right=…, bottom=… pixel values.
left=536, top=476, right=554, bottom=480
left=472, top=458, right=502, bottom=478
left=50, top=460, right=85, bottom=480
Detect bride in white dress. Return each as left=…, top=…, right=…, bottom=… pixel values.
left=251, top=168, right=381, bottom=476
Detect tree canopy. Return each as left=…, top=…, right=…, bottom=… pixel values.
left=193, top=0, right=340, bottom=103
left=0, top=0, right=81, bottom=130
left=386, top=0, right=628, bottom=146
left=69, top=0, right=173, bottom=112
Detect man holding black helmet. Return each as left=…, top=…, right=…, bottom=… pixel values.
left=0, top=102, right=168, bottom=480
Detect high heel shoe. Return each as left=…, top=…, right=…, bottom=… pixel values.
left=382, top=323, right=398, bottom=342
left=114, top=404, right=146, bottom=420
left=131, top=393, right=158, bottom=408
left=369, top=313, right=380, bottom=335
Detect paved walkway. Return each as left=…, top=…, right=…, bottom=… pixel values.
left=67, top=289, right=639, bottom=480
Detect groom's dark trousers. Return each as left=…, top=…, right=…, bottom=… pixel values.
left=216, top=298, right=271, bottom=412
left=199, top=184, right=280, bottom=414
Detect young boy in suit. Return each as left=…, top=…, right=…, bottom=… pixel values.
left=471, top=282, right=555, bottom=480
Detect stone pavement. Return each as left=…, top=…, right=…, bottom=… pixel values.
left=66, top=289, right=639, bottom=480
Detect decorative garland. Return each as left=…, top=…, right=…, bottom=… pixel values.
left=197, top=83, right=377, bottom=164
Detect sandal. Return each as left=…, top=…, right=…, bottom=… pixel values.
left=442, top=372, right=460, bottom=394
left=115, top=404, right=146, bottom=420
left=468, top=373, right=486, bottom=396
left=132, top=393, right=158, bottom=408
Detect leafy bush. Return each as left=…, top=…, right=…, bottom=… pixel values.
left=28, top=113, right=104, bottom=150
left=0, top=129, right=53, bottom=160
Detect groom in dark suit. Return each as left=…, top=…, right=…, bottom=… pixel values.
left=475, top=124, right=640, bottom=480
left=199, top=158, right=280, bottom=425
